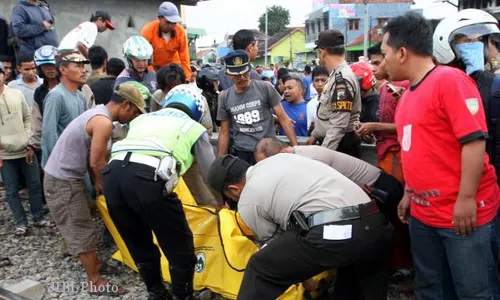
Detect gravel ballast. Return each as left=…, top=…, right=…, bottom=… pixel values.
left=0, top=195, right=413, bottom=299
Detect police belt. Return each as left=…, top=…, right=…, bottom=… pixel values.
left=289, top=201, right=379, bottom=232
left=110, top=152, right=161, bottom=169
left=308, top=201, right=379, bottom=227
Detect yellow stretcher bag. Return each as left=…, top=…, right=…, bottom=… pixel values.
left=96, top=178, right=335, bottom=299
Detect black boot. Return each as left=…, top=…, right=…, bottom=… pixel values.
left=170, top=264, right=195, bottom=300
left=137, top=262, right=171, bottom=300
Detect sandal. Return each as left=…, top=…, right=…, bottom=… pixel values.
left=14, top=225, right=28, bottom=236
left=98, top=262, right=120, bottom=276
left=0, top=256, right=12, bottom=267
left=33, top=219, right=55, bottom=228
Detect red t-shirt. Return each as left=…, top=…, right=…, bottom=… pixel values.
left=395, top=66, right=499, bottom=228
left=376, top=80, right=410, bottom=161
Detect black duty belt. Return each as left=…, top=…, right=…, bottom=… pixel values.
left=307, top=200, right=379, bottom=228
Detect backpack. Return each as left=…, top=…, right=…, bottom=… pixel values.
left=486, top=74, right=500, bottom=180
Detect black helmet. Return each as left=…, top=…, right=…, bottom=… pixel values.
left=196, top=67, right=219, bottom=92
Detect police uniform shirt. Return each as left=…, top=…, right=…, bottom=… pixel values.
left=238, top=153, right=371, bottom=241
left=293, top=145, right=381, bottom=188
left=312, top=61, right=361, bottom=150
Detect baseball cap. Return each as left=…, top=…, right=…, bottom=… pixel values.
left=159, top=2, right=182, bottom=23
left=207, top=155, right=248, bottom=194
left=0, top=62, right=4, bottom=74
left=224, top=50, right=251, bottom=76
left=56, top=51, right=90, bottom=64
left=93, top=11, right=115, bottom=30
left=112, top=82, right=147, bottom=114
left=314, top=30, right=345, bottom=50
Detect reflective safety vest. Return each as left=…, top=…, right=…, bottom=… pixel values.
left=111, top=108, right=207, bottom=175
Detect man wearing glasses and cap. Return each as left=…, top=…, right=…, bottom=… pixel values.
left=217, top=50, right=296, bottom=165
left=58, top=11, right=115, bottom=58
left=207, top=154, right=393, bottom=300
left=142, top=1, right=191, bottom=82
left=309, top=30, right=363, bottom=158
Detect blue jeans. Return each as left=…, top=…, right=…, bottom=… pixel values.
left=410, top=216, right=499, bottom=300
left=1, top=157, right=44, bottom=226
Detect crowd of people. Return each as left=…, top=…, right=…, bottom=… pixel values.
left=1, top=0, right=500, bottom=299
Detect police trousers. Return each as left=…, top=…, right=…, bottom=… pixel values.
left=103, top=160, right=196, bottom=294
left=337, top=131, right=362, bottom=158
left=237, top=212, right=393, bottom=300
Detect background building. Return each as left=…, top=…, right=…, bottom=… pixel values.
left=305, top=0, right=413, bottom=61
left=0, top=0, right=208, bottom=61
left=459, top=0, right=500, bottom=17
left=254, top=27, right=311, bottom=69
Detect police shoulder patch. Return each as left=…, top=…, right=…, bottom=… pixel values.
left=331, top=84, right=353, bottom=112
left=465, top=98, right=479, bottom=115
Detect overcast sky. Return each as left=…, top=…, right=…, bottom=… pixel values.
left=185, top=0, right=458, bottom=47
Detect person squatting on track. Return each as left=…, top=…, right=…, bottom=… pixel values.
left=208, top=153, right=393, bottom=300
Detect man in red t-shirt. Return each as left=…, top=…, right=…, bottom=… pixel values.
left=382, top=12, right=500, bottom=299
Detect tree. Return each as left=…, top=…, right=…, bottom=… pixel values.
left=258, top=5, right=291, bottom=37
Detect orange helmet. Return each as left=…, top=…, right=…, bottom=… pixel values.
left=350, top=62, right=376, bottom=91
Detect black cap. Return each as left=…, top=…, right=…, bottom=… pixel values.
left=314, top=30, right=345, bottom=50
left=207, top=155, right=246, bottom=194
left=92, top=11, right=115, bottom=30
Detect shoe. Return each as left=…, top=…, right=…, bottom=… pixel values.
left=14, top=225, right=28, bottom=236
left=33, top=219, right=55, bottom=228
left=138, top=263, right=171, bottom=300
left=391, top=268, right=415, bottom=283
left=171, top=282, right=194, bottom=300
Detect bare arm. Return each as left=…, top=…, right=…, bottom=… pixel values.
left=87, top=115, right=113, bottom=195
left=376, top=123, right=396, bottom=133
left=273, top=104, right=297, bottom=146
left=217, top=120, right=230, bottom=156
left=458, top=139, right=485, bottom=199
left=453, top=139, right=485, bottom=235
left=77, top=42, right=89, bottom=59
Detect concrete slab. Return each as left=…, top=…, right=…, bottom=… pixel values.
left=3, top=280, right=45, bottom=300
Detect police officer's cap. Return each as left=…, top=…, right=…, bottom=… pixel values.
left=315, top=30, right=345, bottom=50
left=224, top=50, right=252, bottom=76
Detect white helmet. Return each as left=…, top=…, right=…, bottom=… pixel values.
left=433, top=9, right=499, bottom=64
left=122, top=36, right=153, bottom=60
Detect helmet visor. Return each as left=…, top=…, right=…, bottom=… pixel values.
left=450, top=23, right=500, bottom=46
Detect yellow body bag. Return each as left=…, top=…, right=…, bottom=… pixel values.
left=96, top=178, right=335, bottom=299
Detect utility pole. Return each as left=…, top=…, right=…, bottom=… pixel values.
left=363, top=0, right=369, bottom=58
left=264, top=5, right=268, bottom=67
left=345, top=19, right=348, bottom=44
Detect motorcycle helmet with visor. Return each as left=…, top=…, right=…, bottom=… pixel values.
left=434, top=9, right=499, bottom=65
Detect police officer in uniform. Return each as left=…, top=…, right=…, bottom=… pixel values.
left=207, top=154, right=393, bottom=300
left=102, top=84, right=216, bottom=300
left=309, top=30, right=363, bottom=158
left=254, top=137, right=404, bottom=224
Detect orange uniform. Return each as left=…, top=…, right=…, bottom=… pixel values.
left=141, top=20, right=191, bottom=81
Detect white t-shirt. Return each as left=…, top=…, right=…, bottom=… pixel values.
left=306, top=95, right=319, bottom=130
left=58, top=22, right=98, bottom=52
left=309, top=83, right=318, bottom=99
